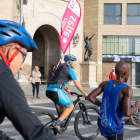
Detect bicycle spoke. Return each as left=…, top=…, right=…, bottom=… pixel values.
left=131, top=113, right=140, bottom=127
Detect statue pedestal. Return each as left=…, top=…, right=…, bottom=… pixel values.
left=80, top=62, right=98, bottom=88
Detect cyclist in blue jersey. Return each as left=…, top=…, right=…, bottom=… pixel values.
left=87, top=62, right=140, bottom=140
left=46, top=54, right=88, bottom=134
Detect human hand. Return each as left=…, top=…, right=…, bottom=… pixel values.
left=135, top=99, right=140, bottom=109
left=85, top=94, right=88, bottom=99
left=67, top=89, right=72, bottom=94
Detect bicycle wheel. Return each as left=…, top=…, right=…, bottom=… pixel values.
left=124, top=117, right=130, bottom=124
left=74, top=106, right=100, bottom=140
left=35, top=111, right=57, bottom=135
left=131, top=109, right=140, bottom=127
left=124, top=105, right=133, bottom=124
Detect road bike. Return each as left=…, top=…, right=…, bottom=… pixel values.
left=35, top=92, right=100, bottom=140
left=124, top=104, right=140, bottom=127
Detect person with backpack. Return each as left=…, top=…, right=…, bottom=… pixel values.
left=46, top=54, right=88, bottom=134
left=0, top=20, right=57, bottom=140
left=87, top=61, right=140, bottom=140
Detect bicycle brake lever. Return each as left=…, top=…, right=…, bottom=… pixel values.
left=70, top=92, right=74, bottom=96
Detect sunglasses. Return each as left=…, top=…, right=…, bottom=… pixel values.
left=15, top=47, right=28, bottom=63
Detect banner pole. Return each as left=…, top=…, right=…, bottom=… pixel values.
left=49, top=54, right=64, bottom=80
left=56, top=54, right=64, bottom=69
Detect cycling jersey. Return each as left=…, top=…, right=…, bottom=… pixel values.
left=47, top=65, right=77, bottom=90
left=0, top=60, right=57, bottom=140
left=46, top=64, right=77, bottom=107
left=98, top=80, right=127, bottom=137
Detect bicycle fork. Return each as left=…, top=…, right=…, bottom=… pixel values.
left=79, top=103, right=91, bottom=125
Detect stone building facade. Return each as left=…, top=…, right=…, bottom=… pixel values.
left=0, top=0, right=84, bottom=83
left=1, top=0, right=140, bottom=86
left=84, top=0, right=140, bottom=86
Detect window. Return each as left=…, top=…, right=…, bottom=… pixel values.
left=103, top=36, right=134, bottom=55
left=135, top=37, right=140, bottom=54
left=104, top=4, right=122, bottom=25
left=127, top=4, right=140, bottom=24
left=132, top=63, right=136, bottom=85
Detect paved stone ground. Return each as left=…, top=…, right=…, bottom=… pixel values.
left=1, top=100, right=140, bottom=140
left=1, top=84, right=139, bottom=140
left=21, top=83, right=140, bottom=105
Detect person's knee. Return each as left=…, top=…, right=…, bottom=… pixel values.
left=59, top=105, right=65, bottom=110
left=67, top=103, right=74, bottom=110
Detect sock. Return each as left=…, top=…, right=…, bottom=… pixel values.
left=56, top=119, right=61, bottom=124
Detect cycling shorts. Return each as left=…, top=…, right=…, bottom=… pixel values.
left=46, top=88, right=72, bottom=107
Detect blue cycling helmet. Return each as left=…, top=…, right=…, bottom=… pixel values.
left=64, top=54, right=77, bottom=62
left=0, top=20, right=37, bottom=52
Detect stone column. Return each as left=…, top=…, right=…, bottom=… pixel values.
left=80, top=62, right=98, bottom=88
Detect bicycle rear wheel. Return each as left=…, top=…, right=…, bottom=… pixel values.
left=124, top=117, right=130, bottom=124
left=35, top=111, right=57, bottom=135
left=124, top=105, right=133, bottom=124
left=74, top=106, right=100, bottom=140
left=131, top=109, right=140, bottom=127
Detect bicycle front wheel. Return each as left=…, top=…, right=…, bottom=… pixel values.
left=35, top=111, right=57, bottom=135
left=74, top=106, right=100, bottom=140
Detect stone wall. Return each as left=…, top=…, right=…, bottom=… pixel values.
left=84, top=0, right=140, bottom=85
left=24, top=0, right=84, bottom=83
left=0, top=0, right=84, bottom=84
left=0, top=0, right=18, bottom=21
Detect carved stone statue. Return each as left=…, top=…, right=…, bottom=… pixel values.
left=84, top=33, right=95, bottom=61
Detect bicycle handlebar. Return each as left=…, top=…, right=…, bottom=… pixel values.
left=70, top=92, right=85, bottom=98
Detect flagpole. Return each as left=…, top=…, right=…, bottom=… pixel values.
left=48, top=0, right=81, bottom=82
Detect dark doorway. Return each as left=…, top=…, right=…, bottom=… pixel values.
left=32, top=25, right=60, bottom=80
left=136, top=63, right=140, bottom=86
left=33, top=30, right=45, bottom=79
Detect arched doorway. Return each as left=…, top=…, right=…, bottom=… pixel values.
left=32, top=25, right=60, bottom=79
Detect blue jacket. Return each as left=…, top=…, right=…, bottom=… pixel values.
left=31, top=70, right=41, bottom=84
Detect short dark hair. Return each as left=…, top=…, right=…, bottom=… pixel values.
left=0, top=44, right=20, bottom=57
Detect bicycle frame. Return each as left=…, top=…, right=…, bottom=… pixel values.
left=54, top=93, right=87, bottom=132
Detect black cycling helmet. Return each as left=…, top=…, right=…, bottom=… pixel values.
left=0, top=20, right=37, bottom=52
left=64, top=54, right=77, bottom=62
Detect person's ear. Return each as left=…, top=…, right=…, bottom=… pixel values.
left=6, top=46, right=15, bottom=60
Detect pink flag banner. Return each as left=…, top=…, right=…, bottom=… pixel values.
left=59, top=0, right=81, bottom=54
